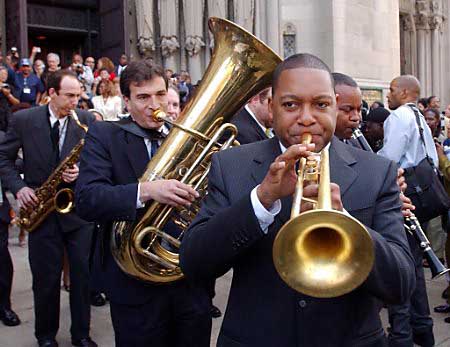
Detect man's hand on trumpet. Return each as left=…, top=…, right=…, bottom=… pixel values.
left=256, top=142, right=343, bottom=212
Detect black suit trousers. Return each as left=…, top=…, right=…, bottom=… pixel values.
left=0, top=221, right=12, bottom=310
left=28, top=214, right=93, bottom=341
left=388, top=232, right=434, bottom=347
left=109, top=280, right=212, bottom=347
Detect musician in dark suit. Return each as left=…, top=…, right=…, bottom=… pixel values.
left=0, top=69, right=96, bottom=347
left=180, top=53, right=415, bottom=347
left=75, top=59, right=211, bottom=347
left=231, top=87, right=273, bottom=144
left=333, top=72, right=433, bottom=347
left=0, top=187, right=21, bottom=327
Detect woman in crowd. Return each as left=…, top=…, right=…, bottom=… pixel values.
left=91, top=79, right=122, bottom=121
left=93, top=57, right=116, bottom=80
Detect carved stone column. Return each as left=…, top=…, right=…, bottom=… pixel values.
left=401, top=14, right=417, bottom=75
left=415, top=1, right=430, bottom=95
left=135, top=0, right=156, bottom=58
left=430, top=14, right=442, bottom=97
left=183, top=0, right=205, bottom=82
left=233, top=0, right=255, bottom=32
left=266, top=0, right=281, bottom=54
left=160, top=0, right=179, bottom=71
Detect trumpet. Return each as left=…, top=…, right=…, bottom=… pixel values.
left=272, top=134, right=374, bottom=298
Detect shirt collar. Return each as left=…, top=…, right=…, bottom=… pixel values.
left=48, top=105, right=68, bottom=126
left=278, top=140, right=330, bottom=154
left=245, top=104, right=268, bottom=133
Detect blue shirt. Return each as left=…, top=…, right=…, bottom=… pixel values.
left=14, top=72, right=44, bottom=105
left=378, top=103, right=438, bottom=168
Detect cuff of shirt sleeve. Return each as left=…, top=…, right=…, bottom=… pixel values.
left=250, top=185, right=281, bottom=234
left=136, top=183, right=144, bottom=208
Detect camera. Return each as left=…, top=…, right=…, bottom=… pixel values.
left=36, top=47, right=41, bottom=53
left=10, top=47, right=17, bottom=53
left=0, top=83, right=9, bottom=89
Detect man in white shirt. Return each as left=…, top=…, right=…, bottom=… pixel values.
left=379, top=74, right=436, bottom=347
left=378, top=75, right=438, bottom=168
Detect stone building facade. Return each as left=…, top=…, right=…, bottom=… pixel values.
left=1, top=0, right=449, bottom=107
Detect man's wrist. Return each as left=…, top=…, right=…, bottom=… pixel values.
left=256, top=185, right=276, bottom=210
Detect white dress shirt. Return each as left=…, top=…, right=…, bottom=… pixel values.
left=136, top=124, right=170, bottom=208
left=92, top=95, right=123, bottom=121
left=378, top=103, right=438, bottom=168
left=48, top=107, right=68, bottom=152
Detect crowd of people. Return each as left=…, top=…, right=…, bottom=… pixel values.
left=0, top=43, right=449, bottom=347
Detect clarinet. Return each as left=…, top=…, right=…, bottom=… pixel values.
left=351, top=128, right=450, bottom=278
left=404, top=214, right=450, bottom=279
left=351, top=128, right=373, bottom=152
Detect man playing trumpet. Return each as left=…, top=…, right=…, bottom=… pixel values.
left=180, top=53, right=415, bottom=347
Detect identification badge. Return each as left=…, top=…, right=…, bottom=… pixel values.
left=23, top=87, right=31, bottom=94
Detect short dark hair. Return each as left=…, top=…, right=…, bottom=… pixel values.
left=272, top=53, right=334, bottom=95
left=418, top=97, right=428, bottom=108
left=427, top=95, right=438, bottom=104
left=120, top=59, right=168, bottom=98
left=46, top=69, right=78, bottom=93
left=331, top=72, right=358, bottom=88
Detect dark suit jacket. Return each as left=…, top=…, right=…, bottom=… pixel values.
left=180, top=136, right=415, bottom=347
left=75, top=118, right=209, bottom=305
left=0, top=105, right=95, bottom=232
left=231, top=107, right=268, bottom=145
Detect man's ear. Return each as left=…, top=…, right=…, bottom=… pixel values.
left=48, top=87, right=56, bottom=98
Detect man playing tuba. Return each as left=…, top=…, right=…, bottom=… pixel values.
left=75, top=60, right=211, bottom=347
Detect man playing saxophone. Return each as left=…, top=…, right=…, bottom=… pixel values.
left=0, top=69, right=96, bottom=347
left=75, top=59, right=211, bottom=347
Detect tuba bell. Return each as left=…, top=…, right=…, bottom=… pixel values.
left=110, top=17, right=282, bottom=283
left=272, top=134, right=375, bottom=298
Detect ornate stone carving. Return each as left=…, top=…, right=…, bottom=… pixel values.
left=161, top=35, right=180, bottom=57
left=402, top=14, right=415, bottom=32
left=185, top=35, right=205, bottom=56
left=431, top=1, right=440, bottom=13
left=429, top=15, right=443, bottom=30
left=137, top=36, right=156, bottom=56
left=283, top=22, right=296, bottom=35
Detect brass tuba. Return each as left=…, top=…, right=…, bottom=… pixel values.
left=272, top=134, right=375, bottom=298
left=110, top=17, right=282, bottom=283
left=15, top=110, right=88, bottom=232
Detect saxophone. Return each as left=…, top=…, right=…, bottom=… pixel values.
left=15, top=110, right=88, bottom=232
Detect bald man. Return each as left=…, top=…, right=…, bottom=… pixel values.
left=379, top=75, right=436, bottom=347
left=379, top=75, right=438, bottom=168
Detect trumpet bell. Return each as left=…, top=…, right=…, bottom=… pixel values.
left=273, top=209, right=374, bottom=298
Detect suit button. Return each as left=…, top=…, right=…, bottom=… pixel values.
left=298, top=300, right=307, bottom=308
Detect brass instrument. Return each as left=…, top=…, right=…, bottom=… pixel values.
left=15, top=110, right=88, bottom=232
left=110, top=17, right=282, bottom=283
left=272, top=134, right=375, bottom=298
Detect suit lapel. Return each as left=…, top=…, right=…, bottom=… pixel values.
left=125, top=131, right=150, bottom=178
left=329, top=137, right=358, bottom=198
left=31, top=106, right=54, bottom=170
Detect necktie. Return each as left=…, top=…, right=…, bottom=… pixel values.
left=50, top=120, right=60, bottom=161
left=265, top=128, right=272, bottom=138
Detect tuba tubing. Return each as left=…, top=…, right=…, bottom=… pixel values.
left=110, top=17, right=282, bottom=283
